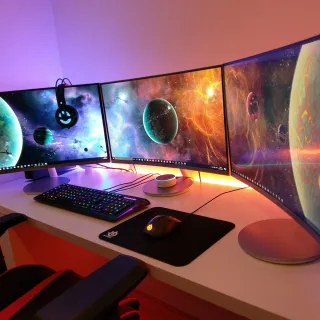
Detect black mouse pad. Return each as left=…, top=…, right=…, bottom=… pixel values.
left=99, top=207, right=235, bottom=267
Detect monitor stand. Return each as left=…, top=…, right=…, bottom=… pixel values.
left=23, top=168, right=70, bottom=195
left=238, top=219, right=320, bottom=265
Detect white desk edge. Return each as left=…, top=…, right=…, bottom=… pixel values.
left=1, top=168, right=319, bottom=320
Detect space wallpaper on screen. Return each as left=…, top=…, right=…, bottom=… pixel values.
left=225, top=37, right=320, bottom=232
left=102, top=68, right=228, bottom=170
left=0, top=85, right=107, bottom=170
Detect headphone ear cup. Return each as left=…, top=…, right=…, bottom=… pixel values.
left=55, top=105, right=79, bottom=128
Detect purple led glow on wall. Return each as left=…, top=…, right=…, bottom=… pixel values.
left=0, top=0, right=62, bottom=91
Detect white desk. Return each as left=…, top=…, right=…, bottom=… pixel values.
left=1, top=167, right=319, bottom=320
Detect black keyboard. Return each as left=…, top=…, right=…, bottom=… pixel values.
left=34, top=184, right=150, bottom=221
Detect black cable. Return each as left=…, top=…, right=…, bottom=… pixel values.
left=185, top=186, right=248, bottom=218
left=55, top=78, right=63, bottom=87
left=107, top=174, right=158, bottom=192
left=97, top=164, right=131, bottom=172
left=85, top=165, right=157, bottom=192
left=103, top=173, right=158, bottom=191
left=106, top=173, right=154, bottom=190
left=111, top=177, right=158, bottom=192
left=111, top=175, right=157, bottom=191
left=62, top=78, right=72, bottom=86
left=55, top=78, right=72, bottom=89
left=85, top=164, right=131, bottom=173
left=112, top=174, right=192, bottom=193
left=97, top=163, right=133, bottom=172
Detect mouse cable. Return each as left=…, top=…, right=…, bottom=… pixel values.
left=103, top=173, right=159, bottom=191
left=184, top=186, right=249, bottom=219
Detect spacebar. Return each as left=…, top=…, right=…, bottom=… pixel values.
left=48, top=198, right=75, bottom=207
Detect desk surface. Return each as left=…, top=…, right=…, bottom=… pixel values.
left=1, top=167, right=319, bottom=320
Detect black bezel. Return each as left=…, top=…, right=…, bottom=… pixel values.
left=223, top=34, right=320, bottom=67
left=0, top=83, right=110, bottom=175
left=99, top=65, right=229, bottom=175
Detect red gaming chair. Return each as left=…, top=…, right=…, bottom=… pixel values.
left=0, top=213, right=148, bottom=320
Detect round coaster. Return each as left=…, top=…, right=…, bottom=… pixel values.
left=142, top=176, right=193, bottom=197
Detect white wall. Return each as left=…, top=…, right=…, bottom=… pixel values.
left=0, top=0, right=62, bottom=91
left=0, top=0, right=62, bottom=183
left=0, top=0, right=318, bottom=96
left=51, top=0, right=320, bottom=84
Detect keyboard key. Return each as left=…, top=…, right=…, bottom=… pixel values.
left=34, top=183, right=150, bottom=222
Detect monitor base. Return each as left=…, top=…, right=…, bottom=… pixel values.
left=238, top=219, right=320, bottom=265
left=23, top=168, right=70, bottom=195
left=142, top=176, right=193, bottom=197
left=23, top=177, right=70, bottom=195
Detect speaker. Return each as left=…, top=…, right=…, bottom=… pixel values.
left=55, top=84, right=78, bottom=128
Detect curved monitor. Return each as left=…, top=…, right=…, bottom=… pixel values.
left=224, top=35, right=320, bottom=238
left=0, top=84, right=109, bottom=174
left=101, top=66, right=229, bottom=174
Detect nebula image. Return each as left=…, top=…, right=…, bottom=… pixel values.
left=224, top=36, right=320, bottom=232
left=0, top=84, right=107, bottom=169
left=102, top=67, right=228, bottom=171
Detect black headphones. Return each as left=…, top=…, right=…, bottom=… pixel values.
left=55, top=78, right=79, bottom=128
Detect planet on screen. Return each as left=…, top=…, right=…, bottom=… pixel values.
left=0, top=85, right=107, bottom=170
left=225, top=37, right=320, bottom=232
left=102, top=67, right=228, bottom=171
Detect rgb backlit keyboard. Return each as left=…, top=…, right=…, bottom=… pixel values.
left=34, top=183, right=150, bottom=221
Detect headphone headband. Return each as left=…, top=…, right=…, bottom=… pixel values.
left=55, top=79, right=78, bottom=129
left=55, top=83, right=67, bottom=107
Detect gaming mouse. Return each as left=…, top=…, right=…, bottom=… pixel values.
left=144, top=215, right=181, bottom=239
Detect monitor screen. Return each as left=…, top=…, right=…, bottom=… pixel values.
left=224, top=35, right=320, bottom=234
left=0, top=84, right=108, bottom=173
left=101, top=67, right=228, bottom=173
